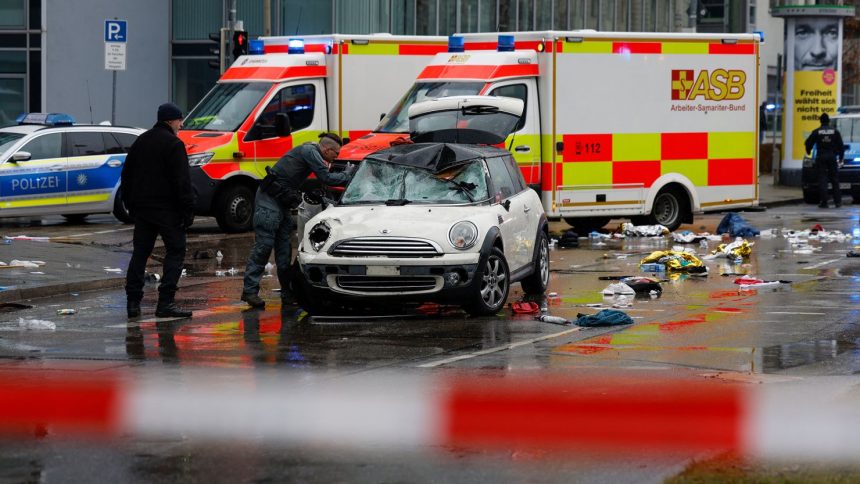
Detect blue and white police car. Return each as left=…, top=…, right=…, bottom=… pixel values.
left=0, top=113, right=143, bottom=223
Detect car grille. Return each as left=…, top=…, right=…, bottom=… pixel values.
left=329, top=237, right=442, bottom=258
left=330, top=275, right=442, bottom=295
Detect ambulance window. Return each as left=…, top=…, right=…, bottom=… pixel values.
left=257, top=84, right=315, bottom=134
left=68, top=132, right=107, bottom=157
left=489, top=84, right=527, bottom=131
left=19, top=133, right=62, bottom=161
left=486, top=156, right=517, bottom=201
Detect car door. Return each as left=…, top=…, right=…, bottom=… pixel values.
left=501, top=153, right=539, bottom=267
left=486, top=155, right=528, bottom=271
left=65, top=130, right=118, bottom=211
left=0, top=131, right=66, bottom=216
left=241, top=81, right=325, bottom=178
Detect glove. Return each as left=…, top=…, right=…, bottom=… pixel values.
left=343, top=163, right=356, bottom=177
left=183, top=212, right=195, bottom=229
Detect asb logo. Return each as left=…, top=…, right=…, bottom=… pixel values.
left=671, top=69, right=746, bottom=101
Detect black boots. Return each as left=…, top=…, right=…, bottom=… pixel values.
left=241, top=293, right=266, bottom=309
left=127, top=300, right=141, bottom=318
left=155, top=300, right=192, bottom=318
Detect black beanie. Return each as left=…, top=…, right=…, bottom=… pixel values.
left=820, top=112, right=830, bottom=124
left=157, top=103, right=183, bottom=122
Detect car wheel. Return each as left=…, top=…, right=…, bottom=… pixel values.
left=112, top=187, right=133, bottom=224
left=648, top=187, right=688, bottom=231
left=803, top=188, right=820, bottom=205
left=215, top=184, right=254, bottom=233
left=564, top=217, right=610, bottom=234
left=61, top=214, right=89, bottom=224
left=520, top=231, right=549, bottom=294
left=465, top=247, right=510, bottom=316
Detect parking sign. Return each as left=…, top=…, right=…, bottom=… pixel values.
left=104, top=20, right=127, bottom=43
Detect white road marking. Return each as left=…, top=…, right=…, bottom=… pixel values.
left=765, top=311, right=827, bottom=316
left=417, top=327, right=583, bottom=368
left=803, top=259, right=841, bottom=270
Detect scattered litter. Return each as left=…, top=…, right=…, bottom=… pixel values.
left=611, top=295, right=632, bottom=308
left=536, top=314, right=571, bottom=325
left=4, top=235, right=50, bottom=242
left=215, top=250, right=224, bottom=261
left=103, top=267, right=123, bottom=273
left=18, top=317, right=56, bottom=330
left=180, top=268, right=187, bottom=278
left=620, top=222, right=669, bottom=237
left=557, top=230, right=579, bottom=248
left=640, top=263, right=666, bottom=273
left=29, top=272, right=44, bottom=275
left=265, top=262, right=275, bottom=274
left=716, top=212, right=760, bottom=237
left=575, top=309, right=634, bottom=327
left=733, top=276, right=792, bottom=290
left=619, top=276, right=662, bottom=294
left=512, top=301, right=540, bottom=314
left=547, top=292, right=558, bottom=298
left=640, top=250, right=706, bottom=273
left=56, top=309, right=76, bottom=315
left=602, top=282, right=635, bottom=296
left=145, top=272, right=161, bottom=282
left=705, top=238, right=753, bottom=262
left=671, top=230, right=716, bottom=244
left=215, top=267, right=239, bottom=277
left=11, top=260, right=45, bottom=268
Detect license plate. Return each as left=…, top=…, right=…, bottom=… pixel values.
left=366, top=265, right=399, bottom=276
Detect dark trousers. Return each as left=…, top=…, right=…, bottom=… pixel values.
left=817, top=157, right=841, bottom=205
left=125, top=209, right=187, bottom=304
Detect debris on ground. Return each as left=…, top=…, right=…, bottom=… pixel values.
left=557, top=230, right=579, bottom=248
left=716, top=212, right=760, bottom=237
left=611, top=295, right=632, bottom=308
left=10, top=260, right=46, bottom=269
left=575, top=309, right=634, bottom=327
left=145, top=272, right=161, bottom=282
left=3, top=235, right=50, bottom=242
left=536, top=314, right=572, bottom=325
left=602, top=282, right=635, bottom=296
left=103, top=267, right=123, bottom=273
left=733, top=276, right=791, bottom=290
left=671, top=230, right=723, bottom=244
left=215, top=267, right=239, bottom=277
left=56, top=309, right=76, bottom=315
left=640, top=250, right=707, bottom=273
left=619, top=222, right=669, bottom=237
left=619, top=276, right=662, bottom=295
left=511, top=301, right=540, bottom=314
left=17, top=317, right=56, bottom=330
left=705, top=238, right=753, bottom=262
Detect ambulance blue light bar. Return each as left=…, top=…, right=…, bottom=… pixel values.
left=498, top=35, right=515, bottom=52
left=16, top=113, right=75, bottom=126
left=448, top=36, right=464, bottom=53
left=288, top=38, right=304, bottom=54
left=249, top=39, right=264, bottom=55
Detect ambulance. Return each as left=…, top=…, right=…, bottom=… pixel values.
left=181, top=34, right=446, bottom=232
left=338, top=31, right=761, bottom=232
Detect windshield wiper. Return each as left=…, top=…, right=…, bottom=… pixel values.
left=385, top=199, right=412, bottom=206
left=436, top=178, right=477, bottom=202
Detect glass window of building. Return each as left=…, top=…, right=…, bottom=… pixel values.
left=172, top=0, right=222, bottom=40
left=0, top=0, right=25, bottom=28
left=237, top=0, right=264, bottom=37
left=416, top=0, right=437, bottom=34
left=0, top=51, right=26, bottom=74
left=0, top=78, right=24, bottom=127
left=552, top=0, right=568, bottom=30
left=497, top=0, right=515, bottom=31
left=479, top=0, right=497, bottom=32
left=391, top=0, right=415, bottom=34
left=336, top=0, right=389, bottom=34
left=460, top=0, right=479, bottom=33
left=283, top=0, right=332, bottom=35
left=439, top=0, right=457, bottom=35
left=172, top=59, right=221, bottom=114
left=518, top=0, right=533, bottom=31
left=569, top=0, right=584, bottom=30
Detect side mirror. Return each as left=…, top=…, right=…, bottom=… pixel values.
left=275, top=113, right=291, bottom=137
left=503, top=199, right=511, bottom=212
left=11, top=151, right=31, bottom=163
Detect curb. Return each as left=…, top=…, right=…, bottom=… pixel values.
left=760, top=197, right=804, bottom=209
left=0, top=277, right=127, bottom=304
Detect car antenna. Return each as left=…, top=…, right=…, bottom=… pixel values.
left=86, top=80, right=94, bottom=124
left=294, top=6, right=303, bottom=35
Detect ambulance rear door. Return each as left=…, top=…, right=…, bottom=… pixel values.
left=483, top=79, right=542, bottom=191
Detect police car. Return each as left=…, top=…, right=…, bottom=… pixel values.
left=802, top=106, right=860, bottom=204
left=0, top=113, right=143, bottom=223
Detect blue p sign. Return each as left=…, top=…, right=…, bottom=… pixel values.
left=104, top=20, right=127, bottom=42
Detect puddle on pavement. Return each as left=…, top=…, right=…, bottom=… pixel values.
left=761, top=339, right=858, bottom=371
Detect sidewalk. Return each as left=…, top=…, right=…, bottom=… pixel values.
left=757, top=172, right=803, bottom=208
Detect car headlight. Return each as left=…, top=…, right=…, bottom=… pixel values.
left=449, top=221, right=478, bottom=250
left=309, top=221, right=331, bottom=252
left=188, top=152, right=215, bottom=166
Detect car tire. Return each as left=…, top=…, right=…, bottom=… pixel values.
left=803, top=188, right=820, bottom=205
left=564, top=216, right=610, bottom=234
left=520, top=231, right=549, bottom=295
left=646, top=187, right=688, bottom=231
left=112, top=188, right=133, bottom=224
left=465, top=247, right=510, bottom=316
left=61, top=214, right=89, bottom=224
left=215, top=184, right=254, bottom=233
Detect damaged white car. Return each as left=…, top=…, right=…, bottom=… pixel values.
left=294, top=96, right=549, bottom=316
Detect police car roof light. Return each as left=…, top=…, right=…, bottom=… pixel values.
left=448, top=35, right=464, bottom=53
left=249, top=39, right=265, bottom=55
left=16, top=113, right=75, bottom=126
left=288, top=38, right=305, bottom=54
left=754, top=31, right=765, bottom=43
left=498, top=35, right=515, bottom=52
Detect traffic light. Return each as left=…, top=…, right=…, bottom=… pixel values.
left=208, top=29, right=227, bottom=72
left=232, top=30, right=249, bottom=60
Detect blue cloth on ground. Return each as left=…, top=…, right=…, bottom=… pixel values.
left=575, top=309, right=634, bottom=327
left=716, top=212, right=759, bottom=237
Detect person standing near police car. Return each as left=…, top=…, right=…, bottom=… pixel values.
left=241, top=133, right=353, bottom=309
left=122, top=103, right=196, bottom=319
left=805, top=112, right=845, bottom=208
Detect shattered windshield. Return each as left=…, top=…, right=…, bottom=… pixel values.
left=340, top=159, right=489, bottom=205
left=376, top=82, right=484, bottom=134
left=183, top=82, right=269, bottom=131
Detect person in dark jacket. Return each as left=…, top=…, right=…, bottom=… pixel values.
left=240, top=133, right=353, bottom=309
left=805, top=112, right=845, bottom=208
left=122, top=103, right=196, bottom=318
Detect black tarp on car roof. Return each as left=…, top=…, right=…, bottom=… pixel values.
left=365, top=143, right=500, bottom=173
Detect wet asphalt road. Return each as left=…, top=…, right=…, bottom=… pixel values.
left=0, top=205, right=859, bottom=482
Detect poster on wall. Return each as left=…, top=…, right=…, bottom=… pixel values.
left=787, top=16, right=842, bottom=161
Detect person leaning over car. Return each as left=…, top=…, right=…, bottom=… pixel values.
left=122, top=103, right=196, bottom=319
left=805, top=112, right=845, bottom=208
left=240, top=132, right=354, bottom=309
